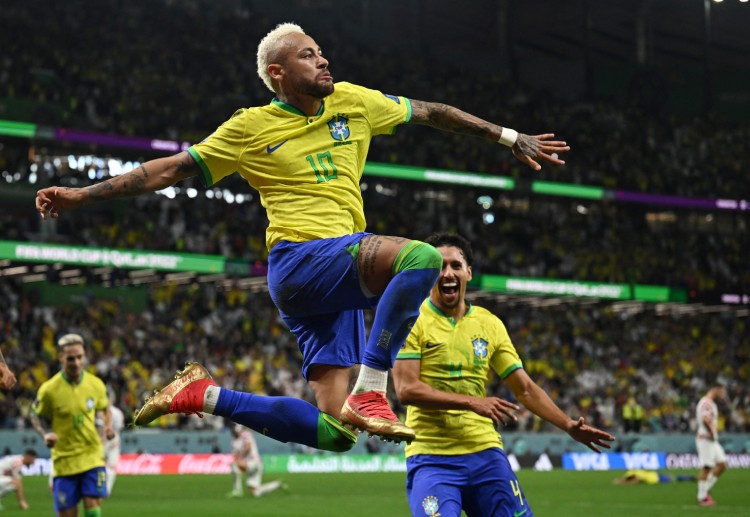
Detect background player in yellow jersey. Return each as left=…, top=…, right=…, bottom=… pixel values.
left=393, top=233, right=614, bottom=517
left=30, top=334, right=114, bottom=517
left=35, top=23, right=569, bottom=451
left=613, top=470, right=696, bottom=485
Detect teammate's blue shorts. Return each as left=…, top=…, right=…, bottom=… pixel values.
left=267, top=233, right=378, bottom=379
left=52, top=466, right=107, bottom=512
left=406, top=448, right=534, bottom=517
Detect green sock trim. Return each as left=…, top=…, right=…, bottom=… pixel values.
left=346, top=242, right=360, bottom=261
left=317, top=413, right=357, bottom=452
left=84, top=507, right=101, bottom=517
left=392, top=241, right=443, bottom=275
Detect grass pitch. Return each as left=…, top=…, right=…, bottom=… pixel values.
left=9, top=470, right=749, bottom=516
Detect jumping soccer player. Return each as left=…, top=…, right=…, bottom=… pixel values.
left=35, top=23, right=569, bottom=451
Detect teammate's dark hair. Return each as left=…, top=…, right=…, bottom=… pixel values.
left=424, top=233, right=473, bottom=267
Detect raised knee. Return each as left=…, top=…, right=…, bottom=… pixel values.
left=393, top=241, right=443, bottom=274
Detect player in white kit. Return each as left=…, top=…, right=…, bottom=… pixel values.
left=695, top=383, right=727, bottom=506
left=228, top=425, right=285, bottom=498
left=0, top=449, right=36, bottom=510
left=102, top=402, right=125, bottom=496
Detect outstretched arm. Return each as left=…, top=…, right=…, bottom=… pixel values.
left=35, top=151, right=201, bottom=220
left=393, top=359, right=519, bottom=426
left=504, top=368, right=615, bottom=453
left=409, top=99, right=570, bottom=171
left=0, top=348, right=17, bottom=389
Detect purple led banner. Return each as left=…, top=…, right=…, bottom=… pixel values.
left=614, top=190, right=748, bottom=211
left=55, top=128, right=190, bottom=152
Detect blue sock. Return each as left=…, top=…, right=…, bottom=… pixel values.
left=214, top=389, right=319, bottom=448
left=363, top=267, right=439, bottom=370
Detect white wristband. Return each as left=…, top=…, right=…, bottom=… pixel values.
left=498, top=127, right=518, bottom=147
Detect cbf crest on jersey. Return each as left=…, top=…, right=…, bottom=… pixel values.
left=421, top=495, right=440, bottom=516
left=87, top=397, right=95, bottom=410
left=328, top=115, right=350, bottom=141
left=472, top=337, right=488, bottom=359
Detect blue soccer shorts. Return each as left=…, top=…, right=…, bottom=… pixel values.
left=406, top=448, right=534, bottom=517
left=267, top=233, right=377, bottom=379
left=53, top=466, right=107, bottom=512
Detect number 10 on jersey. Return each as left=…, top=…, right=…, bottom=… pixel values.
left=306, top=152, right=338, bottom=183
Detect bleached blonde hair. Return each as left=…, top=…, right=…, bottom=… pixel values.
left=257, top=22, right=305, bottom=93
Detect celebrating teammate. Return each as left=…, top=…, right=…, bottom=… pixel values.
left=392, top=233, right=614, bottom=517
left=35, top=23, right=569, bottom=450
left=695, top=383, right=728, bottom=506
left=0, top=449, right=36, bottom=510
left=30, top=334, right=114, bottom=517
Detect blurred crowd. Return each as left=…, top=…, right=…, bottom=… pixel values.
left=1, top=0, right=750, bottom=200
left=3, top=179, right=745, bottom=295
left=1, top=276, right=748, bottom=438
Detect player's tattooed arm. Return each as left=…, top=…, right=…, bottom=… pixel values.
left=29, top=411, right=50, bottom=438
left=409, top=99, right=502, bottom=142
left=85, top=151, right=200, bottom=202
left=409, top=99, right=569, bottom=171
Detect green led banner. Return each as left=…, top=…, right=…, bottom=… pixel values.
left=364, top=162, right=515, bottom=190
left=481, top=275, right=673, bottom=302
left=0, top=120, right=36, bottom=138
left=0, top=240, right=224, bottom=273
left=532, top=180, right=605, bottom=200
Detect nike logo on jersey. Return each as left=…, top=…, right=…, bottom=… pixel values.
left=514, top=510, right=527, bottom=517
left=266, top=140, right=288, bottom=153
left=425, top=342, right=445, bottom=349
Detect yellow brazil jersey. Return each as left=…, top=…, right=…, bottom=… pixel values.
left=397, top=299, right=523, bottom=458
left=188, top=82, right=412, bottom=250
left=625, top=470, right=660, bottom=485
left=33, top=371, right=108, bottom=476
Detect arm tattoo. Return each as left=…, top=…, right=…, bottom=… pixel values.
left=410, top=99, right=500, bottom=140
left=86, top=164, right=150, bottom=202
left=515, top=134, right=540, bottom=158
left=83, top=152, right=198, bottom=202
left=29, top=411, right=50, bottom=437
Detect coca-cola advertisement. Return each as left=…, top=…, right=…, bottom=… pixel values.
left=116, top=454, right=234, bottom=475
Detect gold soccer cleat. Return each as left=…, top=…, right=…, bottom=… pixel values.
left=133, top=362, right=216, bottom=426
left=340, top=391, right=415, bottom=444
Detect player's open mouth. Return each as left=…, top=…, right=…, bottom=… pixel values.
left=440, top=281, right=459, bottom=295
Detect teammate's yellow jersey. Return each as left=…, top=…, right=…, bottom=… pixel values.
left=625, top=470, right=660, bottom=484
left=33, top=371, right=108, bottom=476
left=188, top=82, right=412, bottom=250
left=397, top=299, right=523, bottom=457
